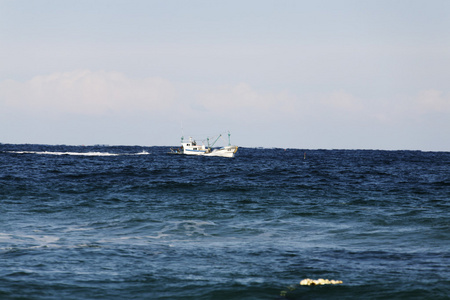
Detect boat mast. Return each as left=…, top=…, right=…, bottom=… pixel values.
left=181, top=120, right=184, bottom=143
left=210, top=134, right=222, bottom=147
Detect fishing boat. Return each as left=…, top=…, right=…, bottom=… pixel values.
left=169, top=132, right=238, bottom=158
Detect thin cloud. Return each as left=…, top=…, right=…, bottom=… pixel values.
left=415, top=89, right=450, bottom=113
left=0, top=70, right=176, bottom=115
left=321, top=90, right=364, bottom=112
left=194, top=83, right=298, bottom=118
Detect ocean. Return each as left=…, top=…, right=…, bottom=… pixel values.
left=1, top=144, right=449, bottom=300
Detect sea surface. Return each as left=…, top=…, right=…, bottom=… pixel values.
left=1, top=144, right=449, bottom=300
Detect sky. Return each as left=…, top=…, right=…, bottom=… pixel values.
left=1, top=0, right=450, bottom=150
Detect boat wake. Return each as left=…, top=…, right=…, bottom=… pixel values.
left=6, top=150, right=150, bottom=156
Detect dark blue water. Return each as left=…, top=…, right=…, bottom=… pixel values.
left=1, top=144, right=449, bottom=299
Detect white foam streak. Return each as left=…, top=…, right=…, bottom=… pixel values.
left=6, top=151, right=150, bottom=156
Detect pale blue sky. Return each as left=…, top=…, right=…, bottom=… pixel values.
left=1, top=0, right=449, bottom=150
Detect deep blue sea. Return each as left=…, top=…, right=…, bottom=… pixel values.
left=1, top=144, right=449, bottom=300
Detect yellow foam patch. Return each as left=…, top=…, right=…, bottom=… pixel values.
left=300, top=278, right=343, bottom=286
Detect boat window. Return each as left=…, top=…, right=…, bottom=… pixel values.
left=187, top=144, right=190, bottom=146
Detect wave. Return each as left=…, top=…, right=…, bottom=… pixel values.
left=5, top=150, right=150, bottom=156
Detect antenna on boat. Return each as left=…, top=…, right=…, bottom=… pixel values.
left=228, top=131, right=231, bottom=146
left=181, top=120, right=184, bottom=143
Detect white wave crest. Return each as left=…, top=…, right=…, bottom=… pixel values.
left=6, top=151, right=150, bottom=156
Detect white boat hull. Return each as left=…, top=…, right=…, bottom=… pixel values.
left=184, top=148, right=208, bottom=155
left=203, top=146, right=238, bottom=157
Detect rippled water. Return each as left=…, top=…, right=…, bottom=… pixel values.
left=1, top=144, right=449, bottom=299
